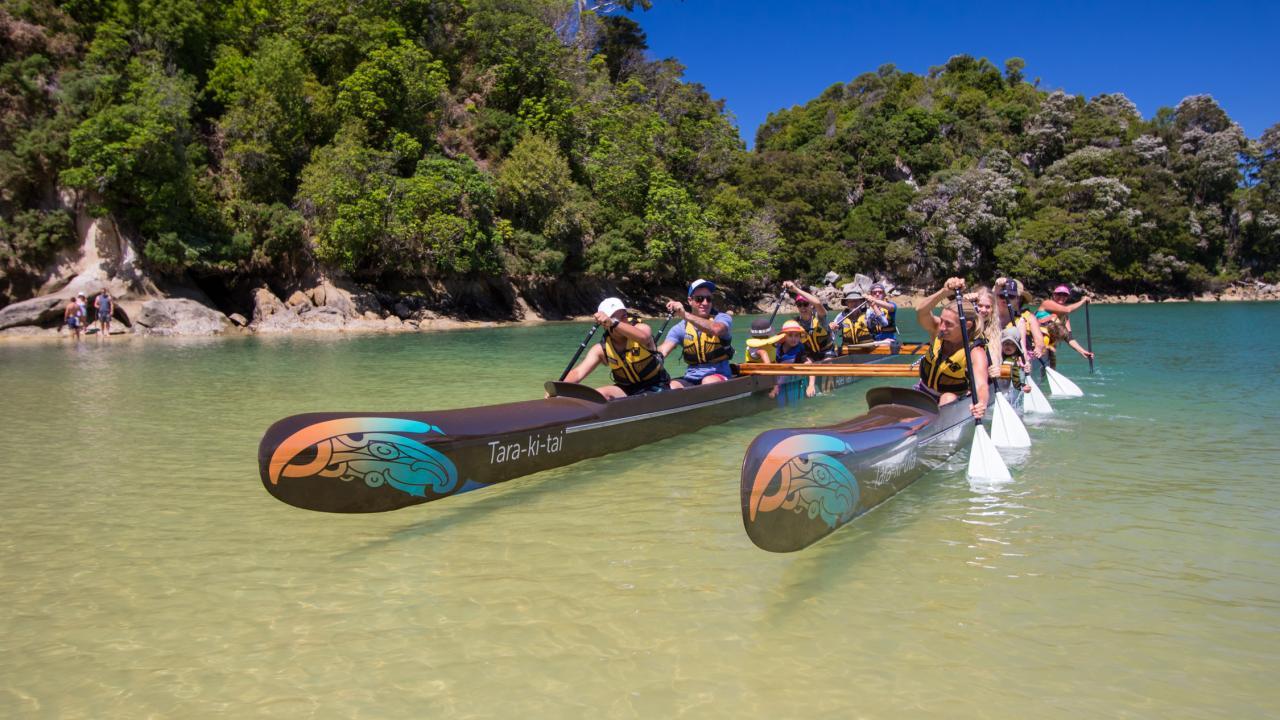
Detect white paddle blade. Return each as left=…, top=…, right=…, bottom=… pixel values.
left=967, top=425, right=1013, bottom=483
left=1024, top=379, right=1054, bottom=414
left=991, top=393, right=1032, bottom=448
left=1045, top=366, right=1084, bottom=397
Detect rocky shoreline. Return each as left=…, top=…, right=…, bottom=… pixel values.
left=2, top=218, right=1275, bottom=343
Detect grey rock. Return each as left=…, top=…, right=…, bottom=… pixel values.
left=251, top=287, right=287, bottom=325
left=228, top=313, right=248, bottom=327
left=134, top=299, right=233, bottom=336
left=0, top=295, right=67, bottom=330
left=392, top=302, right=412, bottom=320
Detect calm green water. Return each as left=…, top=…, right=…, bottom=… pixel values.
left=2, top=303, right=1278, bottom=718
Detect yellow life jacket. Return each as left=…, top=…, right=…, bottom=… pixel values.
left=919, top=336, right=970, bottom=393
left=838, top=313, right=873, bottom=347
left=681, top=318, right=734, bottom=365
left=601, top=334, right=665, bottom=388
left=743, top=339, right=778, bottom=363
left=796, top=313, right=833, bottom=354
left=1002, top=358, right=1023, bottom=386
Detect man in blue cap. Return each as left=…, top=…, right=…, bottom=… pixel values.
left=658, top=278, right=735, bottom=387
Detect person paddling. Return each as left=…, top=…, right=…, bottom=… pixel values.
left=915, top=277, right=991, bottom=420
left=865, top=282, right=899, bottom=341
left=994, top=278, right=1045, bottom=362
left=560, top=298, right=670, bottom=399
left=782, top=280, right=834, bottom=360
left=659, top=279, right=734, bottom=388
left=1036, top=284, right=1095, bottom=368
left=831, top=290, right=874, bottom=352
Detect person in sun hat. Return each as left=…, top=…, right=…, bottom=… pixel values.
left=780, top=279, right=833, bottom=360
left=559, top=297, right=670, bottom=399
left=744, top=317, right=780, bottom=363
left=998, top=326, right=1033, bottom=394
left=1035, top=283, right=1095, bottom=369
left=767, top=319, right=818, bottom=399
left=659, top=279, right=734, bottom=388
left=864, top=281, right=899, bottom=341
left=830, top=289, right=874, bottom=351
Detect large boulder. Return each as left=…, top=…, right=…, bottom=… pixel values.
left=133, top=299, right=233, bottom=336
left=0, top=295, right=67, bottom=330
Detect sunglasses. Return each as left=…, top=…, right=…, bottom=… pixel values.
left=689, top=295, right=712, bottom=303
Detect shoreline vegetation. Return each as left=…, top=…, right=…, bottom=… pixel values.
left=2, top=2, right=1277, bottom=342
left=3, top=280, right=1275, bottom=344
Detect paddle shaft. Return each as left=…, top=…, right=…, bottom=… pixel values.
left=1084, top=301, right=1094, bottom=374
left=954, top=290, right=983, bottom=426
left=558, top=322, right=601, bottom=381
left=739, top=363, right=1010, bottom=378
left=766, top=291, right=787, bottom=326
left=652, top=310, right=675, bottom=366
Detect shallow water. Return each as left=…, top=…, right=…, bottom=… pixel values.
left=2, top=302, right=1278, bottom=718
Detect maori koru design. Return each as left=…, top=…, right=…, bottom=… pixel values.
left=268, top=418, right=459, bottom=498
left=748, top=434, right=860, bottom=529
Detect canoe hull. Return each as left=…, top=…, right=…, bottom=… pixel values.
left=740, top=387, right=978, bottom=552
left=259, top=354, right=897, bottom=513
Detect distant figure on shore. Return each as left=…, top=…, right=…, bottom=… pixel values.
left=63, top=292, right=87, bottom=340
left=94, top=290, right=114, bottom=336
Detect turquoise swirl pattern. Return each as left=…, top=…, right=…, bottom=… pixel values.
left=747, top=434, right=860, bottom=529
left=268, top=418, right=460, bottom=498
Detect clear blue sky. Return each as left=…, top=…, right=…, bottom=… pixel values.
left=624, top=1, right=1279, bottom=148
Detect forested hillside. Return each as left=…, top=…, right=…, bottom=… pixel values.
left=2, top=1, right=1276, bottom=309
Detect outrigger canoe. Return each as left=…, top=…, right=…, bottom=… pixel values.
left=740, top=385, right=1001, bottom=552
left=259, top=349, right=913, bottom=514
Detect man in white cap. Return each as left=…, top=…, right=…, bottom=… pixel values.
left=560, top=297, right=669, bottom=399
left=659, top=278, right=734, bottom=387
left=63, top=292, right=87, bottom=340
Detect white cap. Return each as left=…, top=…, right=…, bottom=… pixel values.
left=597, top=297, right=626, bottom=317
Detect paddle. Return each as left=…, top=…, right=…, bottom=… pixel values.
left=1045, top=366, right=1084, bottom=397
left=1083, top=295, right=1095, bottom=374
left=652, top=309, right=675, bottom=345
left=766, top=290, right=787, bottom=326
left=955, top=291, right=1012, bottom=484
left=558, top=322, right=601, bottom=381
left=1023, top=376, right=1055, bottom=414
left=738, top=364, right=1012, bottom=378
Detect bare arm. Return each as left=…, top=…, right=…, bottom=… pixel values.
left=593, top=310, right=654, bottom=349
left=782, top=280, right=827, bottom=320
left=562, top=345, right=605, bottom=384
left=916, top=278, right=965, bottom=338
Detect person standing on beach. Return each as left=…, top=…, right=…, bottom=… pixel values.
left=63, top=293, right=86, bottom=340
left=94, top=290, right=114, bottom=336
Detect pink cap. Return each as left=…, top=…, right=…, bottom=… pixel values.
left=1052, top=285, right=1071, bottom=295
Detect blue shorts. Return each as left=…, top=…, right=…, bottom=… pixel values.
left=680, top=372, right=727, bottom=386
